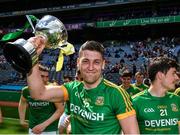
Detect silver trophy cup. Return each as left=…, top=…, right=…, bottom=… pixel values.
left=3, top=15, right=68, bottom=73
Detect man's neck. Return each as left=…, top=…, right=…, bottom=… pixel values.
left=148, top=83, right=167, bottom=97
left=84, top=78, right=102, bottom=90
left=136, top=82, right=142, bottom=86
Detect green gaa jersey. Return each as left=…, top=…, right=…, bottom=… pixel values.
left=22, top=86, right=58, bottom=131
left=174, top=87, right=180, bottom=96
left=61, top=78, right=135, bottom=134
left=119, top=84, right=141, bottom=96
left=132, top=90, right=180, bottom=134
left=132, top=83, right=149, bottom=91
left=64, top=101, right=70, bottom=115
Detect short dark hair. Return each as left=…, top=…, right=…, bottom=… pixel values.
left=79, top=40, right=105, bottom=59
left=148, top=57, right=179, bottom=82
left=39, top=64, right=49, bottom=72
left=135, top=71, right=143, bottom=77
left=122, top=70, right=132, bottom=78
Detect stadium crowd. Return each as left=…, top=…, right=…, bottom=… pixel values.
left=0, top=36, right=179, bottom=86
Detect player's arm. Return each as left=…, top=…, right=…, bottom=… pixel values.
left=32, top=102, right=64, bottom=134
left=42, top=102, right=64, bottom=128
left=59, top=112, right=70, bottom=134
left=18, top=95, right=28, bottom=128
left=119, top=113, right=139, bottom=134
left=27, top=64, right=65, bottom=102
left=27, top=36, right=65, bottom=103
left=115, top=87, right=140, bottom=134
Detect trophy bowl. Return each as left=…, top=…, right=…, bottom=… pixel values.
left=3, top=15, right=68, bottom=73
left=35, top=15, right=68, bottom=49
left=3, top=38, right=37, bottom=73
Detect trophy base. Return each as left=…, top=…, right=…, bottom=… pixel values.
left=3, top=43, right=33, bottom=74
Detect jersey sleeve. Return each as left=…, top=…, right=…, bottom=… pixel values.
left=112, top=87, right=136, bottom=120
left=61, top=81, right=80, bottom=101
left=132, top=97, right=139, bottom=116
left=59, top=85, right=69, bottom=101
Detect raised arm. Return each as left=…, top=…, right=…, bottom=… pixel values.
left=27, top=64, right=65, bottom=102
left=27, top=36, right=65, bottom=102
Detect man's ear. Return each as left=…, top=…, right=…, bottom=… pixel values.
left=157, top=71, right=164, bottom=80
left=77, top=58, right=80, bottom=69
left=102, top=60, right=105, bottom=70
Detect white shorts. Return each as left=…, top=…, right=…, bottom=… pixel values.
left=29, top=128, right=57, bottom=135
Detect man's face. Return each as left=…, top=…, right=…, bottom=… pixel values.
left=41, top=71, right=49, bottom=85
left=161, top=68, right=180, bottom=90
left=136, top=74, right=144, bottom=84
left=77, top=50, right=105, bottom=86
left=121, top=76, right=131, bottom=88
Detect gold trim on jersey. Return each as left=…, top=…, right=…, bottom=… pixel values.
left=132, top=90, right=146, bottom=99
left=116, top=110, right=136, bottom=120
left=118, top=87, right=133, bottom=112
left=174, top=88, right=180, bottom=95
left=104, top=79, right=133, bottom=112
left=60, top=85, right=69, bottom=101
left=178, top=121, right=180, bottom=126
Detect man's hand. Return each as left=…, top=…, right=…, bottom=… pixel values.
left=20, top=121, right=29, bottom=128
left=32, top=123, right=46, bottom=134
left=28, top=36, right=46, bottom=56
left=64, top=115, right=70, bottom=127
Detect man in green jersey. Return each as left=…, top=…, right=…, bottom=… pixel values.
left=133, top=71, right=149, bottom=91
left=19, top=65, right=64, bottom=134
left=26, top=37, right=140, bottom=134
left=132, top=56, right=180, bottom=134
left=119, top=70, right=141, bottom=96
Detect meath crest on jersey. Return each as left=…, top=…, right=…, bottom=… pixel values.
left=95, top=96, right=104, bottom=106
left=171, top=103, right=178, bottom=112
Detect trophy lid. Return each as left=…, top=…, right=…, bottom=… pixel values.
left=35, top=15, right=68, bottom=49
